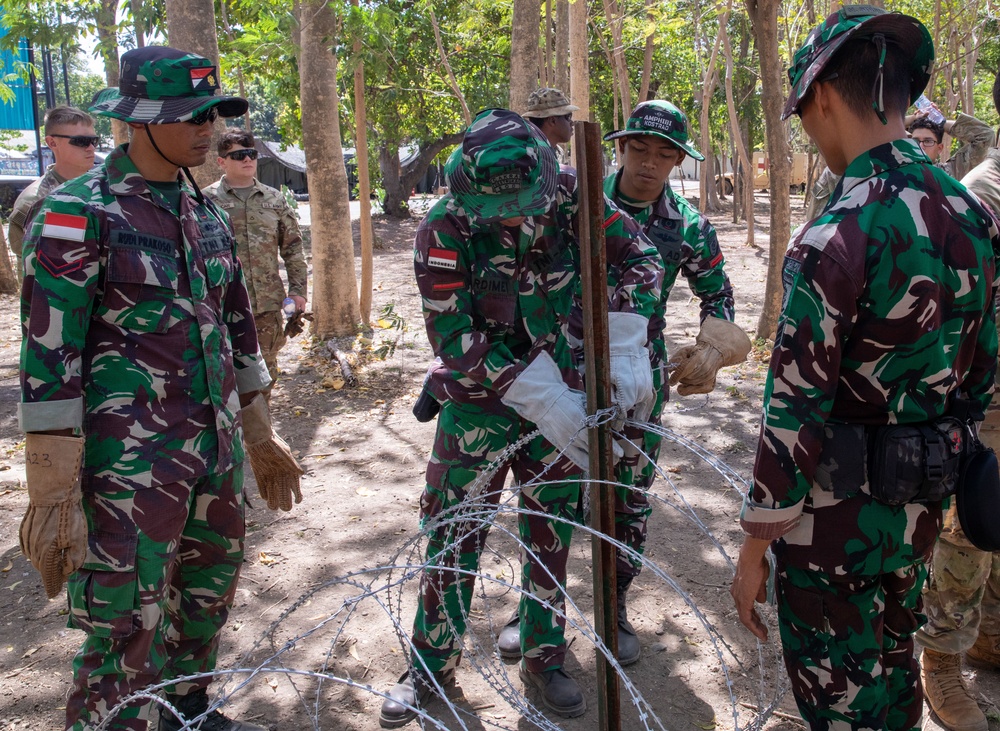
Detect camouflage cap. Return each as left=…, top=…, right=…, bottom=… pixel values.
left=89, top=46, right=248, bottom=124
left=783, top=5, right=933, bottom=120
left=603, top=100, right=705, bottom=161
left=524, top=88, right=579, bottom=119
left=444, top=108, right=558, bottom=223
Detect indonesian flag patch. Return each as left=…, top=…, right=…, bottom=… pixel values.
left=190, top=66, right=219, bottom=92
left=41, top=211, right=87, bottom=242
left=427, top=248, right=458, bottom=270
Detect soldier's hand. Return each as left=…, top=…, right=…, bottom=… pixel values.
left=730, top=537, right=771, bottom=642
left=284, top=311, right=313, bottom=338
left=20, top=433, right=87, bottom=598
left=241, top=395, right=304, bottom=511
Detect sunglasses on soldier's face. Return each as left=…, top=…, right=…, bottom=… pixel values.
left=186, top=107, right=219, bottom=126
left=49, top=134, right=100, bottom=148
left=222, top=148, right=259, bottom=161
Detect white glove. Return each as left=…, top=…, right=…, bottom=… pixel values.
left=669, top=317, right=752, bottom=396
left=502, top=352, right=591, bottom=469
left=608, top=312, right=655, bottom=422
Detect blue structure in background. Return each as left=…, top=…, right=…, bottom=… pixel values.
left=0, top=26, right=35, bottom=131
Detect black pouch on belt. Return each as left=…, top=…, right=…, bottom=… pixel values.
left=412, top=384, right=441, bottom=422
left=868, top=418, right=965, bottom=505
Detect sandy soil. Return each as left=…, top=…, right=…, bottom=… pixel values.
left=1, top=192, right=998, bottom=731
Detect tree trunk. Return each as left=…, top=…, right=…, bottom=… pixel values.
left=746, top=0, right=790, bottom=340
left=720, top=12, right=753, bottom=247
left=554, top=0, right=569, bottom=92
left=0, top=226, right=18, bottom=295
left=510, top=0, right=541, bottom=112
left=352, top=0, right=373, bottom=327
left=569, top=0, right=589, bottom=120
left=637, top=0, right=654, bottom=102
left=380, top=143, right=408, bottom=219
left=300, top=0, right=361, bottom=337
left=96, top=0, right=128, bottom=146
left=429, top=7, right=472, bottom=125
left=165, top=0, right=225, bottom=187
left=697, top=4, right=725, bottom=214
left=600, top=0, right=631, bottom=117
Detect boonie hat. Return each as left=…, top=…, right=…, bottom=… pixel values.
left=444, top=108, right=558, bottom=223
left=783, top=4, right=933, bottom=120
left=524, top=88, right=579, bottom=119
left=90, top=46, right=248, bottom=124
left=603, top=100, right=705, bottom=161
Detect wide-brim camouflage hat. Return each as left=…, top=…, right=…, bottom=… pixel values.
left=524, top=88, right=580, bottom=118
left=603, top=100, right=705, bottom=161
left=782, top=5, right=933, bottom=120
left=445, top=108, right=558, bottom=223
left=90, top=46, right=248, bottom=124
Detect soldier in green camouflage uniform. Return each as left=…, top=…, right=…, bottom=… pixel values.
left=205, top=128, right=308, bottom=401
left=378, top=109, right=662, bottom=728
left=18, top=47, right=303, bottom=731
left=731, top=8, right=999, bottom=731
left=8, top=106, right=99, bottom=284
left=915, top=74, right=1000, bottom=731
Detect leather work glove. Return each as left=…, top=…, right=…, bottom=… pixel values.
left=242, top=394, right=305, bottom=511
left=608, top=312, right=656, bottom=422
left=502, top=352, right=623, bottom=470
left=669, top=317, right=752, bottom=396
left=284, top=311, right=313, bottom=338
left=19, top=433, right=87, bottom=599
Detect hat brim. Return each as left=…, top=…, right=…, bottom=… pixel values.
left=782, top=13, right=932, bottom=120
left=444, top=146, right=559, bottom=223
left=602, top=129, right=705, bottom=162
left=90, top=92, right=248, bottom=124
left=525, top=103, right=580, bottom=119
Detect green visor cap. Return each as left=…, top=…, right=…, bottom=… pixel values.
left=89, top=46, right=248, bottom=124
left=445, top=108, right=558, bottom=223
left=783, top=4, right=933, bottom=120
left=603, top=100, right=704, bottom=161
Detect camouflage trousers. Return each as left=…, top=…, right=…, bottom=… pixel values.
left=776, top=561, right=927, bottom=731
left=65, top=467, right=245, bottom=731
left=612, top=362, right=665, bottom=579
left=411, top=398, right=583, bottom=675
left=255, top=310, right=287, bottom=401
left=916, top=501, right=1000, bottom=654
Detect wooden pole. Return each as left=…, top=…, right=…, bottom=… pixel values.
left=352, top=0, right=374, bottom=326
left=574, top=119, right=621, bottom=731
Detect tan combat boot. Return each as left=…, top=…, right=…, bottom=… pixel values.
left=922, top=649, right=988, bottom=731
left=966, top=631, right=1000, bottom=670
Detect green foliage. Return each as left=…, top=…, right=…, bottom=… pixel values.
left=68, top=69, right=112, bottom=140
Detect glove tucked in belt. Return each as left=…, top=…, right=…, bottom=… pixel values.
left=20, top=433, right=87, bottom=599
left=242, top=394, right=305, bottom=511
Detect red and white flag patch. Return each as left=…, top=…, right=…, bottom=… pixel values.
left=427, top=248, right=458, bottom=270
left=41, top=211, right=87, bottom=242
left=190, top=66, right=218, bottom=92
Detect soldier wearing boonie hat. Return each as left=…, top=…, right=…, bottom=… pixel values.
left=732, top=7, right=1000, bottom=731
left=380, top=108, right=663, bottom=727
left=18, top=45, right=302, bottom=731
left=601, top=99, right=749, bottom=663
left=523, top=88, right=579, bottom=149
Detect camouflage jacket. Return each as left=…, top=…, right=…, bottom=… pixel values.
left=19, top=145, right=269, bottom=490
left=944, top=112, right=995, bottom=183
left=742, top=139, right=999, bottom=576
left=416, top=168, right=662, bottom=405
left=8, top=165, right=68, bottom=266
left=603, top=169, right=734, bottom=325
left=204, top=176, right=307, bottom=314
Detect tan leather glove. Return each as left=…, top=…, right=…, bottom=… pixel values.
left=669, top=317, right=752, bottom=396
left=242, top=394, right=304, bottom=511
left=19, top=434, right=87, bottom=599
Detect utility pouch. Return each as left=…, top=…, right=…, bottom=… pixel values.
left=868, top=417, right=965, bottom=505
left=412, top=385, right=441, bottom=423
left=815, top=423, right=867, bottom=499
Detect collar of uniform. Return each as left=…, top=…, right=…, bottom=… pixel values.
left=43, top=164, right=68, bottom=187
left=608, top=167, right=678, bottom=221
left=105, top=143, right=198, bottom=201
left=837, top=138, right=926, bottom=201
left=220, top=174, right=262, bottom=195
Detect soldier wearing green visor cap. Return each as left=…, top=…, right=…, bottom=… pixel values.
left=18, top=46, right=304, bottom=731
left=731, top=6, right=1000, bottom=730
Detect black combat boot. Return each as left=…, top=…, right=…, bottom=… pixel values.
left=616, top=577, right=641, bottom=666
left=158, top=689, right=267, bottom=731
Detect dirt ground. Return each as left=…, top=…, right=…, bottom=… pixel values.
left=1, top=192, right=998, bottom=731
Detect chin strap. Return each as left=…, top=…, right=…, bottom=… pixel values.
left=142, top=124, right=206, bottom=205
left=870, top=33, right=888, bottom=126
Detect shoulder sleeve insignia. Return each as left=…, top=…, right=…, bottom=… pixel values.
left=427, top=248, right=458, bottom=270
left=41, top=211, right=87, bottom=242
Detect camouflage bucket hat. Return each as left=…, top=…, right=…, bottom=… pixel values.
left=524, top=88, right=579, bottom=118
left=89, top=46, right=248, bottom=124
left=603, top=100, right=705, bottom=161
left=444, top=108, right=559, bottom=223
left=783, top=4, right=933, bottom=120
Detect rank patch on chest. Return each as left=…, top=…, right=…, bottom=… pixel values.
left=427, top=248, right=458, bottom=270
left=41, top=211, right=87, bottom=242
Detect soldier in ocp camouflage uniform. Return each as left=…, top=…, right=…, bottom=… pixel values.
left=205, top=128, right=308, bottom=402
left=378, top=109, right=662, bottom=728
left=18, top=46, right=302, bottom=731
left=731, top=8, right=999, bottom=730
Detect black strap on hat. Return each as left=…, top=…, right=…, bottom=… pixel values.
left=870, top=33, right=888, bottom=126
left=142, top=124, right=207, bottom=205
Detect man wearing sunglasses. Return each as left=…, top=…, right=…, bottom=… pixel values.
left=8, top=106, right=98, bottom=285
left=206, top=129, right=307, bottom=402
left=18, top=46, right=303, bottom=731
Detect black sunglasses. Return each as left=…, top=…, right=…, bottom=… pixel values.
left=49, top=134, right=99, bottom=148
left=187, top=107, right=219, bottom=126
left=222, top=148, right=259, bottom=161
